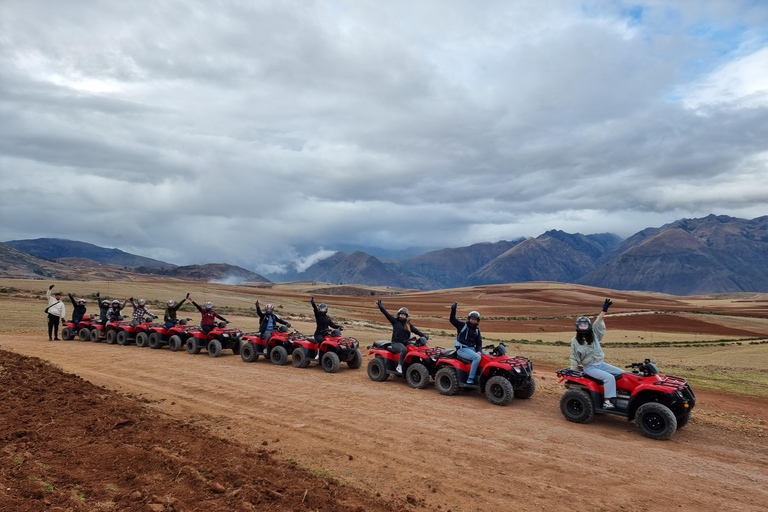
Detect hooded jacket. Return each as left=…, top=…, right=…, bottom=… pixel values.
left=46, top=288, right=65, bottom=319
left=256, top=303, right=289, bottom=333
left=311, top=301, right=341, bottom=337
left=450, top=308, right=482, bottom=352
left=378, top=304, right=424, bottom=344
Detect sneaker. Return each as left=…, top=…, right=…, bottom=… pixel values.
left=314, top=354, right=319, bottom=360
left=396, top=364, right=402, bottom=374
left=467, top=378, right=474, bottom=385
left=602, top=401, right=615, bottom=410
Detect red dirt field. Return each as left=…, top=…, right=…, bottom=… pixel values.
left=2, top=333, right=767, bottom=512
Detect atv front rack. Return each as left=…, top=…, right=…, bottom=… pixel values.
left=499, top=356, right=533, bottom=372
left=337, top=337, right=359, bottom=349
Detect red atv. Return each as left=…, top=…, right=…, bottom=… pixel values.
left=556, top=359, right=696, bottom=440
left=289, top=329, right=363, bottom=373
left=433, top=343, right=535, bottom=406
left=61, top=315, right=97, bottom=341
left=146, top=318, right=195, bottom=350
left=185, top=321, right=243, bottom=357
left=116, top=316, right=158, bottom=346
left=103, top=319, right=130, bottom=344
left=239, top=326, right=304, bottom=365
left=366, top=336, right=445, bottom=388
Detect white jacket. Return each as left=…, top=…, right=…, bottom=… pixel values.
left=46, top=289, right=66, bottom=318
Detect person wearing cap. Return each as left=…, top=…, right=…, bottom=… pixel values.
left=67, top=293, right=87, bottom=325
left=255, top=300, right=290, bottom=353
left=570, top=299, right=622, bottom=409
left=190, top=296, right=228, bottom=334
left=164, top=293, right=189, bottom=328
left=449, top=303, right=484, bottom=385
left=376, top=300, right=426, bottom=375
left=45, top=284, right=66, bottom=340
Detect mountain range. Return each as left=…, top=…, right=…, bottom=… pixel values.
left=4, top=215, right=768, bottom=294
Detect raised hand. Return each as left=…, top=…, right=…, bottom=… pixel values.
left=602, top=298, right=613, bottom=312
left=451, top=302, right=457, bottom=310
left=310, top=297, right=315, bottom=304
left=376, top=300, right=382, bottom=308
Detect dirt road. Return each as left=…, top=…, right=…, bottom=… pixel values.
left=3, top=335, right=767, bottom=512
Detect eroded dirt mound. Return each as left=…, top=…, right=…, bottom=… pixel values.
left=0, top=349, right=396, bottom=512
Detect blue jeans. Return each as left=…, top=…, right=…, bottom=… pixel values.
left=455, top=343, right=481, bottom=380
left=583, top=362, right=624, bottom=399
left=165, top=320, right=177, bottom=329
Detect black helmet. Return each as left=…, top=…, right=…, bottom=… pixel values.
left=397, top=307, right=409, bottom=317
left=575, top=316, right=592, bottom=334
left=467, top=311, right=480, bottom=324
left=318, top=303, right=328, bottom=313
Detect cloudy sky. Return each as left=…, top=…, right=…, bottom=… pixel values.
left=2, top=1, right=768, bottom=275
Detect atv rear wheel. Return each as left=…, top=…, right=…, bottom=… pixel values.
left=347, top=349, right=363, bottom=369
left=636, top=402, right=677, bottom=440
left=240, top=342, right=260, bottom=362
left=513, top=378, right=536, bottom=399
left=435, top=367, right=459, bottom=396
left=486, top=376, right=514, bottom=406
left=61, top=327, right=73, bottom=341
left=208, top=339, right=223, bottom=357
left=270, top=345, right=288, bottom=365
left=676, top=410, right=692, bottom=429
left=135, top=332, right=149, bottom=348
left=292, top=347, right=310, bottom=368
left=148, top=333, right=161, bottom=349
left=106, top=330, right=117, bottom=344
left=406, top=363, right=430, bottom=389
left=90, top=329, right=101, bottom=342
left=321, top=351, right=341, bottom=373
left=116, top=331, right=129, bottom=346
left=78, top=328, right=90, bottom=341
left=168, top=335, right=182, bottom=352
left=560, top=389, right=594, bottom=423
left=367, top=357, right=388, bottom=381
left=186, top=337, right=201, bottom=354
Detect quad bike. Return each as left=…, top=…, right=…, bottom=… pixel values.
left=556, top=359, right=696, bottom=440
left=146, top=318, right=194, bottom=350
left=103, top=319, right=130, bottom=344
left=61, top=315, right=97, bottom=341
left=289, top=328, right=363, bottom=373
left=240, top=325, right=306, bottom=365
left=433, top=343, right=535, bottom=406
left=115, top=316, right=158, bottom=346
left=366, top=336, right=445, bottom=388
left=185, top=321, right=243, bottom=357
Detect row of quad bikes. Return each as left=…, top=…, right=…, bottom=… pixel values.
left=61, top=315, right=696, bottom=439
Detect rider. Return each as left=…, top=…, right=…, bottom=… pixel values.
left=107, top=299, right=127, bottom=322
left=570, top=298, right=621, bottom=409
left=377, top=300, right=426, bottom=375
left=190, top=297, right=228, bottom=334
left=95, top=292, right=111, bottom=326
left=449, top=303, right=483, bottom=385
left=255, top=301, right=290, bottom=354
left=310, top=297, right=343, bottom=359
left=67, top=293, right=87, bottom=325
left=128, top=297, right=156, bottom=326
left=164, top=293, right=189, bottom=328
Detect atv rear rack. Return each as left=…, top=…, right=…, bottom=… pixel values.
left=424, top=347, right=444, bottom=359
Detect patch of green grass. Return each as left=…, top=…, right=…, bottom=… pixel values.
left=13, top=456, right=25, bottom=465
left=666, top=366, right=768, bottom=398
left=73, top=490, right=86, bottom=502
left=35, top=460, right=51, bottom=470
left=105, top=483, right=118, bottom=491
left=42, top=482, right=54, bottom=491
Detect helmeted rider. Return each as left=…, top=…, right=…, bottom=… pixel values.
left=310, top=297, right=343, bottom=360
left=569, top=298, right=621, bottom=409
left=449, top=303, right=484, bottom=385
left=67, top=293, right=87, bottom=325
left=164, top=293, right=189, bottom=328
left=377, top=300, right=426, bottom=375
left=190, top=297, right=228, bottom=334
left=107, top=299, right=127, bottom=322
left=95, top=292, right=111, bottom=326
left=255, top=301, right=290, bottom=354
left=128, top=297, right=156, bottom=326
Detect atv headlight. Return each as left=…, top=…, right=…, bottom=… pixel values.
left=223, top=334, right=229, bottom=338
left=514, top=367, right=521, bottom=373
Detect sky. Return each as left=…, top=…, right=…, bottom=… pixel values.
left=2, top=0, right=768, bottom=276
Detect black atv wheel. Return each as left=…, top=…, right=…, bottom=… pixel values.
left=367, top=357, right=388, bottom=382
left=90, top=329, right=101, bottom=342
left=676, top=410, right=692, bottom=429
left=61, top=327, right=73, bottom=341
left=135, top=332, right=149, bottom=348
left=186, top=338, right=201, bottom=354
left=514, top=378, right=536, bottom=399
left=148, top=333, right=161, bottom=349
left=405, top=363, right=430, bottom=389
left=106, top=330, right=117, bottom=344
left=347, top=349, right=363, bottom=369
left=116, top=331, right=129, bottom=346
left=240, top=342, right=260, bottom=362
left=486, top=376, right=514, bottom=406
left=208, top=339, right=223, bottom=357
left=78, top=328, right=90, bottom=341
left=270, top=345, right=288, bottom=366
left=435, top=367, right=459, bottom=396
left=292, top=347, right=310, bottom=368
left=168, top=335, right=182, bottom=352
left=560, top=389, right=595, bottom=423
left=636, top=402, right=677, bottom=440
left=231, top=340, right=241, bottom=355
left=321, top=351, right=341, bottom=373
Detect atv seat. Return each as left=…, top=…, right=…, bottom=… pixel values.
left=583, top=372, right=624, bottom=384
left=439, top=349, right=457, bottom=359
left=372, top=340, right=391, bottom=350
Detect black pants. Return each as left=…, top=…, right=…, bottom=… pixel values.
left=202, top=324, right=215, bottom=334
left=391, top=342, right=407, bottom=367
left=47, top=314, right=60, bottom=340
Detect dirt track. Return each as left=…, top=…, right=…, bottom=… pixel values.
left=3, top=334, right=768, bottom=512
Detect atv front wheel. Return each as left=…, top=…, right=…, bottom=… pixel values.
left=240, top=342, right=260, bottom=362
left=106, top=330, right=117, bottom=344
left=486, top=376, right=514, bottom=406
left=116, top=331, right=129, bottom=346
left=406, top=363, right=430, bottom=389
left=186, top=338, right=201, bottom=354
left=135, top=332, right=149, bottom=348
left=78, top=328, right=91, bottom=341
left=636, top=402, right=677, bottom=440
left=208, top=339, right=223, bottom=357
left=367, top=357, right=388, bottom=382
left=347, top=349, right=363, bottom=369
left=514, top=378, right=536, bottom=399
left=90, top=329, right=101, bottom=342
left=271, top=345, right=288, bottom=366
left=148, top=333, right=162, bottom=349
left=321, top=351, right=341, bottom=373
left=435, top=367, right=459, bottom=396
left=168, top=335, right=182, bottom=352
left=61, top=327, right=73, bottom=341
left=292, top=347, right=310, bottom=368
left=560, top=389, right=594, bottom=423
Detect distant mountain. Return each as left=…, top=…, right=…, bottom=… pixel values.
left=578, top=215, right=768, bottom=294
left=463, top=231, right=619, bottom=286
left=399, top=240, right=523, bottom=288
left=137, top=263, right=270, bottom=284
left=305, top=251, right=439, bottom=290
left=302, top=251, right=350, bottom=281
left=0, top=242, right=70, bottom=279
left=5, top=238, right=173, bottom=268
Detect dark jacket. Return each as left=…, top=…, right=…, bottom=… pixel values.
left=191, top=301, right=227, bottom=327
left=379, top=304, right=424, bottom=344
left=256, top=303, right=289, bottom=333
left=450, top=308, right=482, bottom=352
left=107, top=300, right=127, bottom=321
left=96, top=294, right=110, bottom=322
left=311, top=301, right=340, bottom=337
left=68, top=294, right=87, bottom=323
left=164, top=298, right=187, bottom=322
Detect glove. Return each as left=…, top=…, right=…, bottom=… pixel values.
left=49, top=284, right=55, bottom=290
left=451, top=302, right=457, bottom=310
left=376, top=300, right=382, bottom=307
left=339, top=326, right=344, bottom=331
left=602, top=298, right=613, bottom=312
left=310, top=297, right=315, bottom=304
left=129, top=297, right=134, bottom=302
left=96, top=292, right=100, bottom=298
left=68, top=293, right=73, bottom=298
left=285, top=322, right=291, bottom=328
left=255, top=300, right=260, bottom=307
left=186, top=293, right=190, bottom=299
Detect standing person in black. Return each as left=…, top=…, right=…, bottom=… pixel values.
left=310, top=297, right=343, bottom=360
left=67, top=293, right=87, bottom=325
left=376, top=299, right=426, bottom=375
